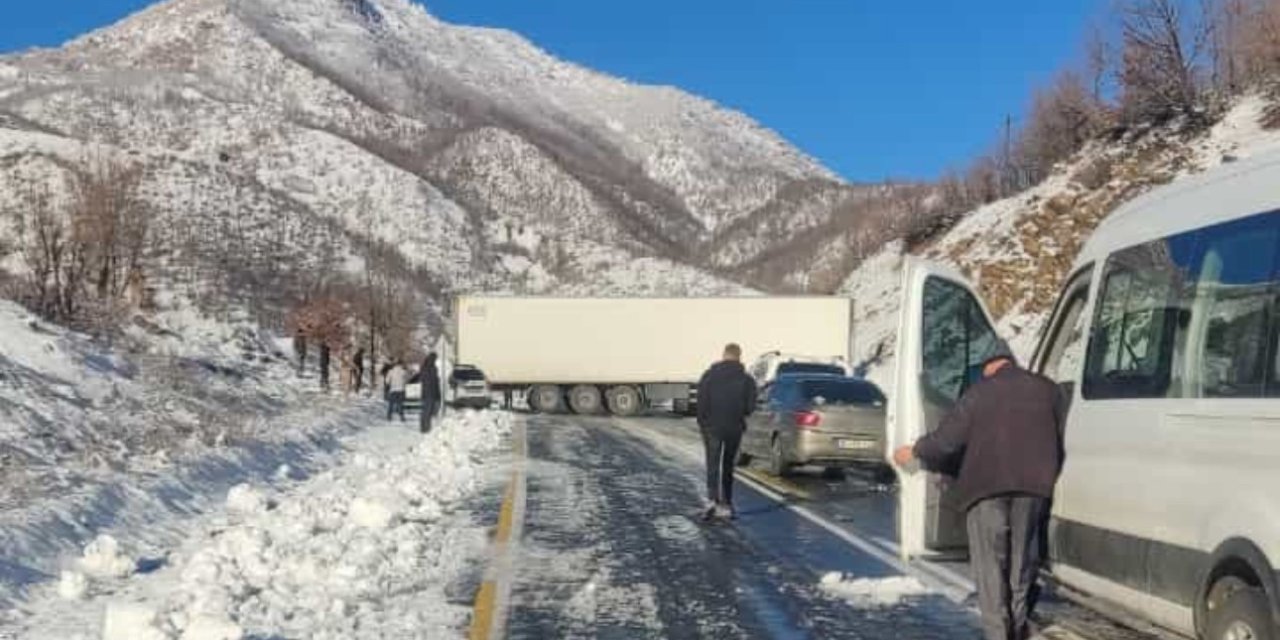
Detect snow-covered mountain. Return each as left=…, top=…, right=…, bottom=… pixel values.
left=0, top=0, right=888, bottom=327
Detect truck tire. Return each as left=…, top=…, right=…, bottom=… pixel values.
left=568, top=385, right=604, bottom=415
left=530, top=385, right=564, bottom=414
left=606, top=385, right=643, bottom=417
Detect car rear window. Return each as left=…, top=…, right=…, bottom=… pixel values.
left=800, top=379, right=885, bottom=405
left=777, top=362, right=844, bottom=377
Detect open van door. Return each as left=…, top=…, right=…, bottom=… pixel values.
left=888, top=258, right=1004, bottom=559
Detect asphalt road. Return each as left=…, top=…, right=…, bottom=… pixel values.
left=496, top=414, right=1179, bottom=640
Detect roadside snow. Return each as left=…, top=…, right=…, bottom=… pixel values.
left=819, top=571, right=931, bottom=608
left=8, top=410, right=514, bottom=640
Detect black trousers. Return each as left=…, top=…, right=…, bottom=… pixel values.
left=702, top=429, right=742, bottom=505
left=387, top=391, right=406, bottom=421
left=967, top=494, right=1050, bottom=640
left=420, top=398, right=439, bottom=433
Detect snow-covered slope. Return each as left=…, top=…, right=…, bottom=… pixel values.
left=0, top=0, right=895, bottom=316
left=841, top=95, right=1280, bottom=393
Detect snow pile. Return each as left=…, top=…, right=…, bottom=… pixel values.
left=224, top=485, right=270, bottom=516
left=105, top=410, right=511, bottom=640
left=78, top=535, right=135, bottom=580
left=818, top=572, right=931, bottom=608
left=57, top=570, right=89, bottom=601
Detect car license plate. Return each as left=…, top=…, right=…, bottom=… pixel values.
left=837, top=439, right=874, bottom=451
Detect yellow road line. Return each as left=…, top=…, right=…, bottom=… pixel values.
left=469, top=430, right=524, bottom=640
left=738, top=468, right=813, bottom=500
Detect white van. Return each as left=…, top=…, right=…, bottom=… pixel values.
left=888, top=151, right=1280, bottom=640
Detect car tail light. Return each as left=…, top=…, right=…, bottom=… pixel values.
left=793, top=411, right=821, bottom=428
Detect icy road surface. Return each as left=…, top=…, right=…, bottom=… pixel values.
left=503, top=415, right=1178, bottom=640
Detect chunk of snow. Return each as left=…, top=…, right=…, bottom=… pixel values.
left=818, top=572, right=931, bottom=608
left=348, top=496, right=396, bottom=530
left=225, top=484, right=268, bottom=514
left=180, top=615, right=244, bottom=640
left=78, top=535, right=134, bottom=580
left=58, top=570, right=89, bottom=600
left=102, top=602, right=167, bottom=640
left=273, top=464, right=295, bottom=481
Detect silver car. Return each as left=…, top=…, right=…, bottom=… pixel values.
left=738, top=374, right=888, bottom=477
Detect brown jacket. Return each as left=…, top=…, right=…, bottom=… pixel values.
left=913, top=365, right=1066, bottom=512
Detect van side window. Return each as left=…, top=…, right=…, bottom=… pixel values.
left=1039, top=268, right=1093, bottom=387
left=921, top=276, right=1000, bottom=404
left=1185, top=215, right=1280, bottom=398
left=1083, top=233, right=1199, bottom=400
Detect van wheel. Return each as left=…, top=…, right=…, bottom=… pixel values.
left=530, top=385, right=564, bottom=413
left=568, top=385, right=604, bottom=415
left=1207, top=582, right=1274, bottom=640
left=606, top=386, right=643, bottom=417
left=769, top=437, right=791, bottom=477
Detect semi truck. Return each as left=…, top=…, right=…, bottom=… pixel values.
left=453, top=296, right=855, bottom=416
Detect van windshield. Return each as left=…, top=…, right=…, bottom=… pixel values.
left=452, top=369, right=485, bottom=381
left=801, top=379, right=885, bottom=405
left=777, top=362, right=844, bottom=377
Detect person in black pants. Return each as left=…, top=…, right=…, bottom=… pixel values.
left=696, top=343, right=757, bottom=521
left=418, top=353, right=442, bottom=434
left=894, top=352, right=1066, bottom=640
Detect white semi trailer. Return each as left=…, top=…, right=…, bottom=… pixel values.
left=454, top=296, right=855, bottom=416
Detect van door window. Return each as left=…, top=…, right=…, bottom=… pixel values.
left=1084, top=233, right=1200, bottom=400
left=921, top=276, right=1001, bottom=404
left=1185, top=214, right=1280, bottom=398
left=1039, top=268, right=1093, bottom=388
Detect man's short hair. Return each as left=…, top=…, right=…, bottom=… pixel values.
left=723, top=343, right=742, bottom=360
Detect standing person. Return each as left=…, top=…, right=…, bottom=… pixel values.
left=353, top=348, right=366, bottom=394
left=318, top=343, right=331, bottom=391
left=893, top=352, right=1065, bottom=640
left=418, top=353, right=442, bottom=434
left=696, top=343, right=757, bottom=521
left=293, top=330, right=307, bottom=376
left=380, top=360, right=394, bottom=401
left=386, top=360, right=408, bottom=422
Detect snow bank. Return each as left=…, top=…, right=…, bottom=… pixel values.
left=94, top=410, right=513, bottom=640
left=819, top=572, right=931, bottom=608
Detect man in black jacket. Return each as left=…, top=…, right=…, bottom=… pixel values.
left=696, top=343, right=757, bottom=521
left=893, top=353, right=1065, bottom=640
left=419, top=353, right=442, bottom=434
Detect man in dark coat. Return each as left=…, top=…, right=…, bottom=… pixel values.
left=696, top=343, right=757, bottom=520
left=419, top=352, right=442, bottom=434
left=893, top=353, right=1066, bottom=640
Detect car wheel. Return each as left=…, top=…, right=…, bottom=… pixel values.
left=769, top=437, right=790, bottom=477
left=874, top=464, right=898, bottom=486
left=568, top=385, right=604, bottom=415
left=1207, top=582, right=1275, bottom=640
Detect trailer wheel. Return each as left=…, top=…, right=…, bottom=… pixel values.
left=606, top=385, right=643, bottom=417
left=568, top=385, right=604, bottom=415
left=530, top=385, right=564, bottom=414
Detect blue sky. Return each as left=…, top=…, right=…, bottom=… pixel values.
left=0, top=0, right=1105, bottom=181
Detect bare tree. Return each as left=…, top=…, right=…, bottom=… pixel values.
left=1016, top=70, right=1107, bottom=180
left=66, top=152, right=148, bottom=302
left=1117, top=0, right=1214, bottom=124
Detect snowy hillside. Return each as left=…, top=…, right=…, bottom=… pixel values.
left=841, top=95, right=1280, bottom=393
left=0, top=0, right=908, bottom=323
